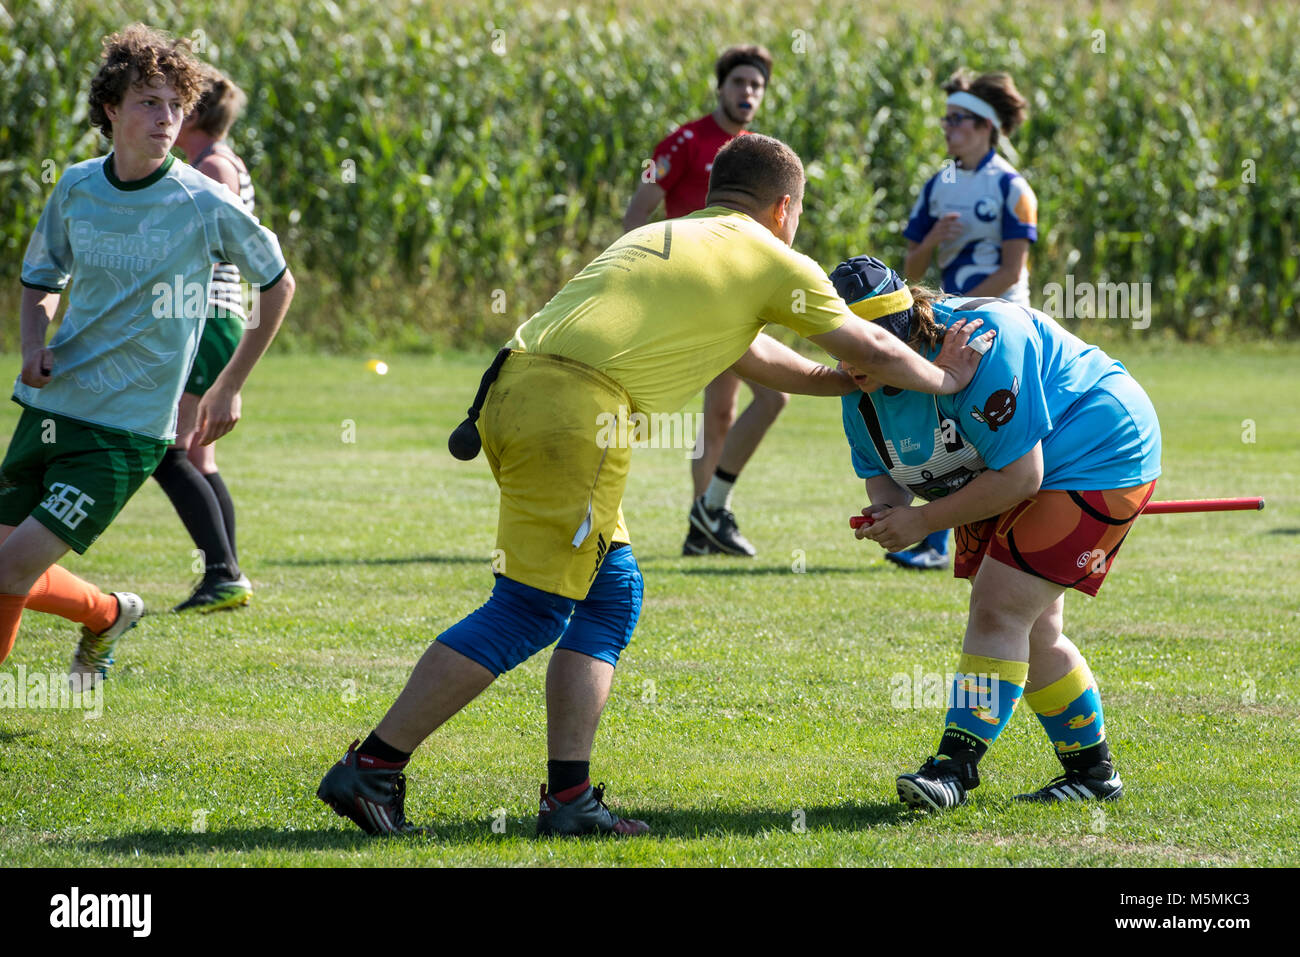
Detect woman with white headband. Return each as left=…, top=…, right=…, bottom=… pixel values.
left=892, top=69, right=1038, bottom=571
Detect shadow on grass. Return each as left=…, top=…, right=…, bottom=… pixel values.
left=0, top=729, right=38, bottom=744
left=265, top=554, right=488, bottom=568
left=76, top=801, right=915, bottom=857
left=1265, top=527, right=1300, bottom=536
left=649, top=563, right=879, bottom=577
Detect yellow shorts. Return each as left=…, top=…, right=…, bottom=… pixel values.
left=479, top=352, right=632, bottom=601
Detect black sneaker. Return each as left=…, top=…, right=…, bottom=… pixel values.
left=536, top=782, right=650, bottom=837
left=896, top=753, right=980, bottom=811
left=317, top=739, right=423, bottom=835
left=682, top=524, right=721, bottom=556
left=688, top=496, right=756, bottom=557
left=173, top=574, right=252, bottom=613
left=1014, top=761, right=1123, bottom=802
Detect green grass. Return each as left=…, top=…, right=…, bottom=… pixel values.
left=2, top=343, right=1298, bottom=866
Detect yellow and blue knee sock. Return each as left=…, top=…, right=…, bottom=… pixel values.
left=1024, top=658, right=1111, bottom=771
left=936, top=653, right=1029, bottom=764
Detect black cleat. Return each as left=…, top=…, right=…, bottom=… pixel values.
left=688, top=496, right=756, bottom=557
left=317, top=739, right=423, bottom=835
left=682, top=524, right=722, bottom=556
left=1014, top=761, right=1123, bottom=802
left=897, top=752, right=980, bottom=811
left=536, top=782, right=650, bottom=837
left=173, top=574, right=252, bottom=613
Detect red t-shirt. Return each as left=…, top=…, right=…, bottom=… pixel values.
left=651, top=114, right=746, bottom=219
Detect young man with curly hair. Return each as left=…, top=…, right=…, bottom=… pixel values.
left=0, top=24, right=294, bottom=682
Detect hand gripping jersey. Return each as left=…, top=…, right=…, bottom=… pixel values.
left=840, top=297, right=1161, bottom=496
left=650, top=114, right=744, bottom=219
left=18, top=153, right=287, bottom=441
left=903, top=150, right=1038, bottom=305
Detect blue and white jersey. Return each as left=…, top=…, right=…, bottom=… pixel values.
left=841, top=297, right=1161, bottom=495
left=19, top=153, right=287, bottom=441
left=903, top=150, right=1038, bottom=306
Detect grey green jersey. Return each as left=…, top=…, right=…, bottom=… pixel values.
left=18, top=152, right=287, bottom=441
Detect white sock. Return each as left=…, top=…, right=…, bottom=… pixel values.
left=703, top=473, right=736, bottom=511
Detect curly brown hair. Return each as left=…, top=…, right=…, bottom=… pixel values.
left=88, top=24, right=204, bottom=139
left=942, top=68, right=1029, bottom=148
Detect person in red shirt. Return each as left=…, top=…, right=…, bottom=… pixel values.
left=623, top=45, right=783, bottom=558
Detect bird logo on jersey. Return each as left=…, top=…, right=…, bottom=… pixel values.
left=970, top=376, right=1019, bottom=432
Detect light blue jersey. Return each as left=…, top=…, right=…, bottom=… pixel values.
left=840, top=297, right=1161, bottom=495
left=903, top=150, right=1038, bottom=306
left=18, top=153, right=286, bottom=441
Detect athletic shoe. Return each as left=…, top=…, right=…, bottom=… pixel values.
left=173, top=573, right=253, bottom=613
left=884, top=544, right=949, bottom=570
left=536, top=782, right=650, bottom=837
left=317, top=739, right=423, bottom=835
left=1014, top=762, right=1123, bottom=803
left=69, top=591, right=144, bottom=688
left=688, top=496, right=757, bottom=557
left=682, top=524, right=721, bottom=556
left=896, top=753, right=980, bottom=811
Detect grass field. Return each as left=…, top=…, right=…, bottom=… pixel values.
left=2, top=343, right=1297, bottom=867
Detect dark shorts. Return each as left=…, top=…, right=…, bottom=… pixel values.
left=954, top=481, right=1157, bottom=597
left=184, top=313, right=242, bottom=396
left=0, top=406, right=167, bottom=553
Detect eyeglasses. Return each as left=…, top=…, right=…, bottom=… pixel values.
left=941, top=112, right=980, bottom=128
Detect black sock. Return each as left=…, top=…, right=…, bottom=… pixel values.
left=202, top=471, right=238, bottom=561
left=714, top=467, right=739, bottom=484
left=153, top=448, right=239, bottom=579
left=359, top=731, right=411, bottom=764
left=1059, top=739, right=1112, bottom=774
left=938, top=728, right=987, bottom=763
left=547, top=759, right=590, bottom=795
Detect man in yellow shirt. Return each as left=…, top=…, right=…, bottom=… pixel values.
left=317, top=134, right=992, bottom=837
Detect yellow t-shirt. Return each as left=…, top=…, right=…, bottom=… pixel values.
left=510, top=207, right=848, bottom=413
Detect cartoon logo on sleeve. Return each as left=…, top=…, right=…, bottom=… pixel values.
left=655, top=156, right=671, bottom=180
left=970, top=377, right=1019, bottom=432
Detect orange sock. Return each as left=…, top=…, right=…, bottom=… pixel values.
left=0, top=593, right=24, bottom=665
left=25, top=565, right=118, bottom=634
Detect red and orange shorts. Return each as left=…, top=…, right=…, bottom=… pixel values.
left=954, top=481, right=1156, bottom=596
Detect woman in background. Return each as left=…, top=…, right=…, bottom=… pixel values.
left=156, top=64, right=257, bottom=612
left=894, top=69, right=1038, bottom=570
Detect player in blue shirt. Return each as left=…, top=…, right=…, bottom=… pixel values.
left=895, top=70, right=1038, bottom=570
left=832, top=257, right=1160, bottom=809
left=0, top=24, right=294, bottom=683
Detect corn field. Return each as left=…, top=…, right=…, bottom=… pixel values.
left=2, top=0, right=1297, bottom=349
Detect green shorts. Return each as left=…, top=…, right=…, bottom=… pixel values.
left=184, top=313, right=242, bottom=396
left=0, top=406, right=167, bottom=553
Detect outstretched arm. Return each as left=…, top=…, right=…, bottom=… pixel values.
left=730, top=332, right=856, bottom=396
left=810, top=316, right=992, bottom=395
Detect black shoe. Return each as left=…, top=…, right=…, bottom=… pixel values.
left=317, top=739, right=423, bottom=835
left=536, top=782, right=650, bottom=837
left=896, top=752, right=980, bottom=811
left=682, top=524, right=721, bottom=556
left=688, top=496, right=756, bottom=557
left=1014, top=761, right=1123, bottom=802
left=172, top=574, right=252, bottom=613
